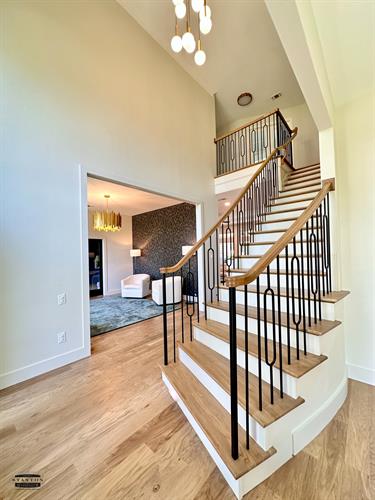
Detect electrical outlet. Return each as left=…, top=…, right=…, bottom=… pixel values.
left=57, top=293, right=66, bottom=305
left=57, top=331, right=66, bottom=344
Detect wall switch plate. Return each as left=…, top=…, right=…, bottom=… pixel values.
left=57, top=331, right=66, bottom=344
left=57, top=293, right=66, bottom=305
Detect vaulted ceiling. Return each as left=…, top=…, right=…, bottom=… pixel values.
left=118, top=0, right=305, bottom=134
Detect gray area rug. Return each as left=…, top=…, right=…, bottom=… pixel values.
left=90, top=294, right=177, bottom=336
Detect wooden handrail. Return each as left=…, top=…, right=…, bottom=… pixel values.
left=214, top=108, right=279, bottom=144
left=225, top=178, right=335, bottom=287
left=160, top=127, right=298, bottom=274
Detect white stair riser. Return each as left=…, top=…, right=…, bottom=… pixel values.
left=285, top=179, right=321, bottom=190
left=206, top=306, right=323, bottom=355
left=269, top=199, right=312, bottom=211
left=275, top=190, right=319, bottom=203
left=178, top=347, right=269, bottom=450
left=281, top=185, right=320, bottom=196
left=234, top=255, right=324, bottom=269
left=228, top=271, right=325, bottom=289
left=244, top=241, right=315, bottom=255
left=262, top=209, right=304, bottom=221
left=218, top=289, right=335, bottom=319
left=193, top=328, right=301, bottom=400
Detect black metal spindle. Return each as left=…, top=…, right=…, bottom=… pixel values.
left=276, top=255, right=283, bottom=397
left=162, top=273, right=168, bottom=365
left=172, top=272, right=176, bottom=362
left=244, top=284, right=250, bottom=449
left=256, top=277, right=263, bottom=411
left=228, top=287, right=239, bottom=460
left=285, top=245, right=291, bottom=364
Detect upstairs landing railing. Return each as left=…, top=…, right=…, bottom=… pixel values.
left=215, top=109, right=293, bottom=177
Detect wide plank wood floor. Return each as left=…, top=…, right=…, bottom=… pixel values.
left=0, top=314, right=374, bottom=499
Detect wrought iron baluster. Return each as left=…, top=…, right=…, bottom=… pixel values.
left=276, top=255, right=283, bottom=397
left=228, top=287, right=239, bottom=460
left=172, top=272, right=176, bottom=362
left=300, top=230, right=307, bottom=355
left=256, top=276, right=263, bottom=411
left=291, top=237, right=302, bottom=360
left=264, top=266, right=276, bottom=404
left=162, top=273, right=168, bottom=365
left=244, top=284, right=250, bottom=449
left=285, top=245, right=291, bottom=364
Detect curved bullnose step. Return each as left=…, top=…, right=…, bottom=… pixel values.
left=162, top=363, right=276, bottom=498
left=192, top=318, right=327, bottom=379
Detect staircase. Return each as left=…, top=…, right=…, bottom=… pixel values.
left=159, top=116, right=349, bottom=498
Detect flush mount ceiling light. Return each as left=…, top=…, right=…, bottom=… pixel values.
left=271, top=92, right=282, bottom=100
left=170, top=0, right=212, bottom=66
left=93, top=195, right=122, bottom=232
left=237, top=92, right=253, bottom=107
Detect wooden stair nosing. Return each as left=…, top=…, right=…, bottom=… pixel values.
left=269, top=197, right=315, bottom=207
left=271, top=188, right=321, bottom=200
left=281, top=182, right=321, bottom=193
left=192, top=318, right=327, bottom=379
left=162, top=362, right=276, bottom=479
left=241, top=239, right=322, bottom=246
left=260, top=207, right=307, bottom=216
left=179, top=340, right=305, bottom=429
left=218, top=284, right=350, bottom=305
left=227, top=268, right=325, bottom=277
left=285, top=177, right=321, bottom=188
left=292, top=164, right=320, bottom=173
left=206, top=300, right=341, bottom=336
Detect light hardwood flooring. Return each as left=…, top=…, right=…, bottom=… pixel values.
left=0, top=314, right=374, bottom=499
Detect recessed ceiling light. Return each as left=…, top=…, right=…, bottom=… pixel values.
left=237, top=92, right=253, bottom=107
left=271, top=92, right=282, bottom=100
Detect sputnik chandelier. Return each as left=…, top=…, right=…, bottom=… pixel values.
left=170, top=0, right=212, bottom=66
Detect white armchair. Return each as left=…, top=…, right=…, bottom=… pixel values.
left=121, top=274, right=150, bottom=298
left=152, top=276, right=182, bottom=305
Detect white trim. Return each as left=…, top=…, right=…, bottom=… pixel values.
left=347, top=363, right=375, bottom=386
left=0, top=346, right=89, bottom=390
left=292, top=376, right=347, bottom=454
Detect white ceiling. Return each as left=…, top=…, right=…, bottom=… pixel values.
left=87, top=177, right=182, bottom=216
left=118, top=0, right=305, bottom=133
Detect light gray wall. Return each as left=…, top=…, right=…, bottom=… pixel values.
left=0, top=0, right=216, bottom=387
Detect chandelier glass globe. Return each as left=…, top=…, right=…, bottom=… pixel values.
left=182, top=31, right=196, bottom=53
left=175, top=2, right=186, bottom=19
left=191, top=0, right=204, bottom=13
left=171, top=35, right=183, bottom=53
left=199, top=5, right=211, bottom=19
left=200, top=16, right=212, bottom=35
left=194, top=49, right=206, bottom=66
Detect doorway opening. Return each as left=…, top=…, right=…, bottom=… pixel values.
left=85, top=175, right=199, bottom=340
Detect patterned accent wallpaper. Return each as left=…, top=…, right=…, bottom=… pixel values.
left=132, top=202, right=196, bottom=281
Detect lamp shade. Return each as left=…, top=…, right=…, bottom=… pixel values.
left=130, top=249, right=141, bottom=257
left=182, top=245, right=194, bottom=256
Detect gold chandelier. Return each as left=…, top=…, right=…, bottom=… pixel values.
left=93, top=195, right=122, bottom=232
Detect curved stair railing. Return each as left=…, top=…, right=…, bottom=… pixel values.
left=160, top=113, right=298, bottom=460
left=225, top=177, right=335, bottom=458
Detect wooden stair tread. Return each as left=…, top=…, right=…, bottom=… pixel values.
left=162, top=363, right=276, bottom=479
left=228, top=268, right=325, bottom=277
left=261, top=216, right=298, bottom=224
left=206, top=300, right=341, bottom=336
left=286, top=177, right=321, bottom=187
left=242, top=239, right=321, bottom=246
left=291, top=164, right=320, bottom=173
left=179, top=341, right=304, bottom=427
left=260, top=207, right=307, bottom=216
left=281, top=181, right=321, bottom=193
left=289, top=168, right=320, bottom=177
left=270, top=197, right=315, bottom=207
left=272, top=188, right=320, bottom=200
left=193, top=318, right=327, bottom=379
left=219, top=284, right=350, bottom=304
left=286, top=173, right=320, bottom=183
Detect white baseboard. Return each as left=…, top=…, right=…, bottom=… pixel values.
left=347, top=363, right=375, bottom=386
left=292, top=376, right=347, bottom=454
left=0, top=346, right=90, bottom=390
left=104, top=289, right=121, bottom=296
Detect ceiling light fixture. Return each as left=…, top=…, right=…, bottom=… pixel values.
left=170, top=0, right=212, bottom=66
left=93, top=195, right=122, bottom=232
left=271, top=92, right=282, bottom=100
left=237, top=92, right=253, bottom=107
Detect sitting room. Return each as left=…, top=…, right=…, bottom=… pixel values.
left=87, top=176, right=197, bottom=337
